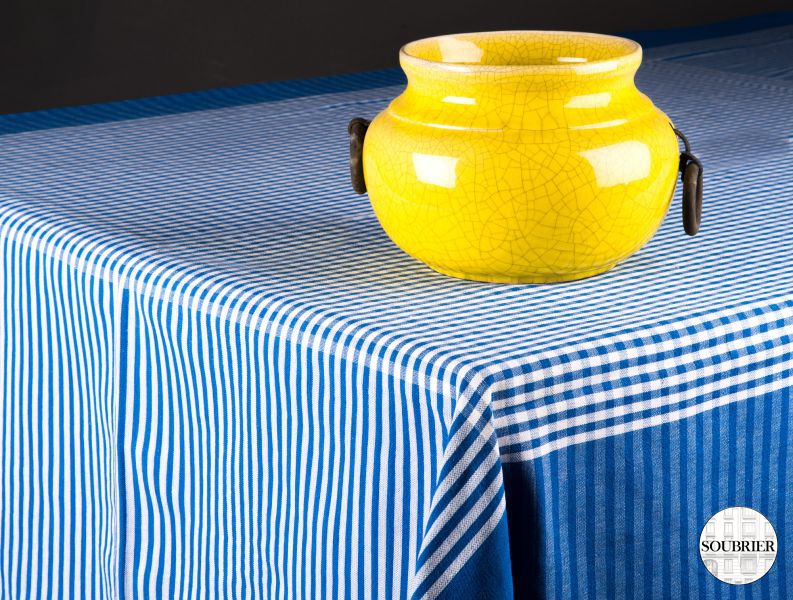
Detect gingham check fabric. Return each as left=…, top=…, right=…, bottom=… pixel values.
left=1, top=24, right=791, bottom=599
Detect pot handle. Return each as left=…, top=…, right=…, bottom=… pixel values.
left=672, top=125, right=703, bottom=236
left=348, top=118, right=371, bottom=194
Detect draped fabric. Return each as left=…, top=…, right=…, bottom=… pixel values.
left=1, top=23, right=792, bottom=599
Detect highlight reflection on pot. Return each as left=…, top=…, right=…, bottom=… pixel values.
left=348, top=31, right=704, bottom=283
left=580, top=141, right=651, bottom=188
left=412, top=154, right=459, bottom=189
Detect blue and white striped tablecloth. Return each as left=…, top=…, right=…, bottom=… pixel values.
left=1, top=23, right=792, bottom=600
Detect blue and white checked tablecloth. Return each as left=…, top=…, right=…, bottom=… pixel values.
left=1, top=21, right=792, bottom=600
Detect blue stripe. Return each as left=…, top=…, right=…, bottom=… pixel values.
left=117, top=290, right=130, bottom=600
left=624, top=10, right=793, bottom=48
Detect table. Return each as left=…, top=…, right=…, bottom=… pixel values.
left=1, top=21, right=792, bottom=600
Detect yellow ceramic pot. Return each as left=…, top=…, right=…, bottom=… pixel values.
left=350, top=31, right=699, bottom=283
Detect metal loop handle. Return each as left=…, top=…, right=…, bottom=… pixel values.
left=673, top=126, right=703, bottom=236
left=348, top=118, right=370, bottom=194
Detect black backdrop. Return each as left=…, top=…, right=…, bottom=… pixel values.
left=1, top=1, right=785, bottom=114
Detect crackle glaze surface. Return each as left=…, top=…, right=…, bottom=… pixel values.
left=363, top=31, right=680, bottom=282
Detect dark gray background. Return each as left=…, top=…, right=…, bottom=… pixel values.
left=1, top=1, right=786, bottom=114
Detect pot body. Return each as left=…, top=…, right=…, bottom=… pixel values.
left=362, top=32, right=679, bottom=282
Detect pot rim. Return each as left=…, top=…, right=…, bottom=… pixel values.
left=400, top=30, right=642, bottom=76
